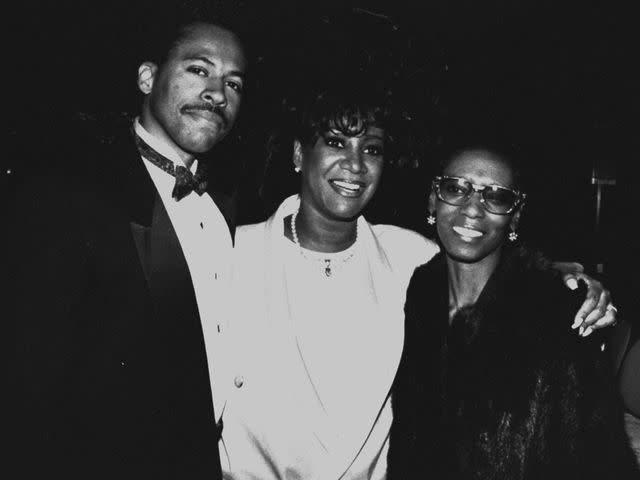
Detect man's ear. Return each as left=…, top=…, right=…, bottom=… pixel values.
left=137, top=62, right=157, bottom=95
left=293, top=139, right=304, bottom=171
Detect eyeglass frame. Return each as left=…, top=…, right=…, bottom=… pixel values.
left=432, top=175, right=526, bottom=215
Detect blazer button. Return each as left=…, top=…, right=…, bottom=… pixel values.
left=234, top=375, right=244, bottom=388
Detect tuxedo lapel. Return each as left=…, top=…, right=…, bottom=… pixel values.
left=98, top=124, right=200, bottom=352
left=138, top=194, right=197, bottom=319
left=103, top=127, right=196, bottom=316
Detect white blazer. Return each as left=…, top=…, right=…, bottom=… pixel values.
left=220, top=195, right=439, bottom=479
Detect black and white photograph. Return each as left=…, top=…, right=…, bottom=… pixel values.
left=5, top=1, right=638, bottom=478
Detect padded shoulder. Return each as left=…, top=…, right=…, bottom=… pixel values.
left=372, top=224, right=439, bottom=269
left=372, top=224, right=440, bottom=294
left=235, top=221, right=268, bottom=247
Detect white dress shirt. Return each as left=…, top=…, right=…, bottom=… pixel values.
left=134, top=118, right=233, bottom=422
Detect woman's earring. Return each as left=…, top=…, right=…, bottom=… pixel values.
left=294, top=166, right=301, bottom=173
left=508, top=229, right=518, bottom=242
left=427, top=212, right=436, bottom=226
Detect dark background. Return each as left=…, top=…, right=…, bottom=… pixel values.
left=5, top=1, right=636, bottom=319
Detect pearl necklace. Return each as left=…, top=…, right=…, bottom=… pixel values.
left=290, top=209, right=357, bottom=277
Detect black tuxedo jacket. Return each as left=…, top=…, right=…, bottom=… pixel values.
left=8, top=119, right=234, bottom=479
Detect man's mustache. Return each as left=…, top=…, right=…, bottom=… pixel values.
left=182, top=103, right=227, bottom=126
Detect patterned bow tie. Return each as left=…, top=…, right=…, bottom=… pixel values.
left=133, top=131, right=208, bottom=201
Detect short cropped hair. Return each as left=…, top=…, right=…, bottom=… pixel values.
left=136, top=1, right=246, bottom=68
left=436, top=128, right=527, bottom=192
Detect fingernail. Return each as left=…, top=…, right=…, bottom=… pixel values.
left=578, top=325, right=584, bottom=335
left=582, top=326, right=594, bottom=337
left=566, top=278, right=578, bottom=290
left=572, top=317, right=582, bottom=329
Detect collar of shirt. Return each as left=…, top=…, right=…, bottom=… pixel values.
left=133, top=117, right=199, bottom=174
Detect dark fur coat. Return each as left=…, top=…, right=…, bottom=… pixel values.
left=388, top=247, right=639, bottom=479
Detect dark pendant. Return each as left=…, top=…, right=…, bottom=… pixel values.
left=325, top=259, right=332, bottom=277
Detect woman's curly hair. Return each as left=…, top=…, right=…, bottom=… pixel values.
left=259, top=71, right=411, bottom=215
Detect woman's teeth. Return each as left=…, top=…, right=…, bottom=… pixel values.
left=331, top=180, right=362, bottom=192
left=453, top=226, right=483, bottom=238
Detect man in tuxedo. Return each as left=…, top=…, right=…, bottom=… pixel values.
left=9, top=15, right=246, bottom=480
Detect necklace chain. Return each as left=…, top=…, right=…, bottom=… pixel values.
left=290, top=209, right=357, bottom=277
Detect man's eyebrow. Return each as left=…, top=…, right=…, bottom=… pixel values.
left=184, top=55, right=245, bottom=79
left=184, top=55, right=215, bottom=65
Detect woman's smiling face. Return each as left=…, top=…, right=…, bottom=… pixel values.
left=430, top=149, right=522, bottom=266
left=295, top=125, right=385, bottom=222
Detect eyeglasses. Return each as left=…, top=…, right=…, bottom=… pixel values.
left=433, top=175, right=526, bottom=215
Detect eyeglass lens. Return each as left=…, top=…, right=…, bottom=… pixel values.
left=438, top=177, right=518, bottom=214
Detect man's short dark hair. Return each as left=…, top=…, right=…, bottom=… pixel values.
left=137, top=1, right=246, bottom=67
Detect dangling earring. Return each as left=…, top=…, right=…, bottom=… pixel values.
left=427, top=212, right=436, bottom=226
left=508, top=229, right=518, bottom=242
left=294, top=166, right=301, bottom=173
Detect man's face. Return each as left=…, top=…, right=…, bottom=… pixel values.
left=138, top=23, right=246, bottom=161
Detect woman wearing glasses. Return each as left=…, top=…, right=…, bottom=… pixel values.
left=387, top=138, right=638, bottom=479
